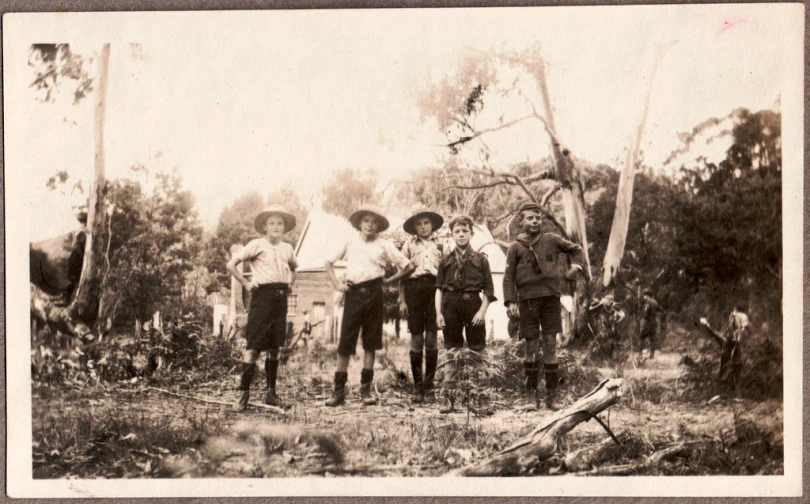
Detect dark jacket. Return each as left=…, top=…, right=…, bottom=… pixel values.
left=503, top=232, right=585, bottom=304
left=436, top=248, right=496, bottom=302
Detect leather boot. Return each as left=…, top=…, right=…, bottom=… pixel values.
left=325, top=371, right=348, bottom=407
left=409, top=351, right=424, bottom=403
left=519, top=361, right=539, bottom=411
left=264, top=358, right=286, bottom=408
left=424, top=348, right=439, bottom=399
left=544, top=363, right=562, bottom=410
left=439, top=393, right=455, bottom=414
left=359, top=368, right=378, bottom=405
left=234, top=362, right=256, bottom=412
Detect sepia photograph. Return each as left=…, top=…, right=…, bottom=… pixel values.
left=3, top=4, right=804, bottom=498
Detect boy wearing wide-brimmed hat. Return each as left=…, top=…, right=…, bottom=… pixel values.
left=227, top=204, right=298, bottom=411
left=503, top=201, right=585, bottom=410
left=398, top=205, right=445, bottom=403
left=435, top=215, right=497, bottom=414
left=324, top=204, right=414, bottom=407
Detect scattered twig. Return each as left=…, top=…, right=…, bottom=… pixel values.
left=145, top=387, right=286, bottom=415
left=305, top=463, right=443, bottom=475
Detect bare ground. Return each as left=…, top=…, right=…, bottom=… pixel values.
left=32, top=332, right=784, bottom=479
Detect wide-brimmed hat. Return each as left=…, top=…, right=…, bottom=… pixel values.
left=254, top=204, right=297, bottom=234
left=403, top=205, right=444, bottom=235
left=349, top=204, right=390, bottom=233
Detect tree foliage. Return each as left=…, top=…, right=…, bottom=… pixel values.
left=101, top=168, right=204, bottom=326
left=588, top=108, right=782, bottom=322
left=29, top=44, right=95, bottom=104
left=320, top=168, right=379, bottom=219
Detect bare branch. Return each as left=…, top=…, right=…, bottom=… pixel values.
left=446, top=114, right=537, bottom=149
left=488, top=209, right=516, bottom=228
left=541, top=184, right=560, bottom=206
left=441, top=179, right=513, bottom=191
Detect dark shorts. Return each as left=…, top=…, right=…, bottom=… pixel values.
left=245, top=283, right=289, bottom=351
left=337, top=278, right=384, bottom=357
left=639, top=323, right=656, bottom=340
left=405, top=275, right=438, bottom=334
left=441, top=291, right=486, bottom=351
left=519, top=296, right=562, bottom=341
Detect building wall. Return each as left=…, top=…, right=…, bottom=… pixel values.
left=288, top=270, right=337, bottom=339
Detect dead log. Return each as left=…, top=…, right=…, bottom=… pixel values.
left=564, top=430, right=629, bottom=472
left=577, top=442, right=688, bottom=476
left=447, top=378, right=623, bottom=476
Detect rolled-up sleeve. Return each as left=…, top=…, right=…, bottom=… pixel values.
left=503, top=244, right=518, bottom=306
left=326, top=242, right=348, bottom=265
left=385, top=240, right=411, bottom=270
left=237, top=240, right=257, bottom=262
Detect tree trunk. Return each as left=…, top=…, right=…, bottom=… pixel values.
left=70, top=43, right=111, bottom=330
left=602, top=44, right=670, bottom=287
left=447, top=379, right=623, bottom=476
left=533, top=56, right=592, bottom=278
left=530, top=55, right=593, bottom=340
left=30, top=43, right=111, bottom=341
left=697, top=319, right=741, bottom=387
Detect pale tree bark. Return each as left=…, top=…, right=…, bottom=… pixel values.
left=447, top=379, right=623, bottom=476
left=31, top=43, right=111, bottom=341
left=526, top=55, right=592, bottom=340
left=602, top=44, right=672, bottom=287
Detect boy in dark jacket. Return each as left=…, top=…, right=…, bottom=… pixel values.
left=503, top=202, right=585, bottom=410
left=435, top=215, right=497, bottom=414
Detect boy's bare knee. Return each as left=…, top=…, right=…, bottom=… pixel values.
left=424, top=332, right=438, bottom=351
left=410, top=333, right=424, bottom=352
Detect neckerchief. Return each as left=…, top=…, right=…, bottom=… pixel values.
left=453, top=246, right=470, bottom=285
left=516, top=232, right=543, bottom=274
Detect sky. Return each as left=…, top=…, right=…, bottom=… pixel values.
left=5, top=5, right=799, bottom=241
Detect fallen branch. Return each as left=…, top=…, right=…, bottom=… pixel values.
left=305, top=463, right=443, bottom=475
left=447, top=378, right=623, bottom=476
left=564, top=430, right=629, bottom=472
left=146, top=387, right=286, bottom=415
left=577, top=442, right=688, bottom=476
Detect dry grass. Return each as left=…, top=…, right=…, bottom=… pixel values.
left=32, top=324, right=784, bottom=478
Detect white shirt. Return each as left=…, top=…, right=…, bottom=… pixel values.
left=238, top=238, right=297, bottom=284
left=328, top=235, right=410, bottom=284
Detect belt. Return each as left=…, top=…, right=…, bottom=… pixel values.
left=444, top=291, right=480, bottom=301
left=347, top=277, right=382, bottom=296
left=257, top=283, right=289, bottom=295
left=407, top=275, right=436, bottom=282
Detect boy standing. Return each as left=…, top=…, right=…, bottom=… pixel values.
left=324, top=205, right=414, bottom=407
left=435, top=215, right=496, bottom=414
left=398, top=205, right=445, bottom=403
left=639, top=289, right=664, bottom=359
left=227, top=205, right=298, bottom=411
left=503, top=202, right=585, bottom=410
